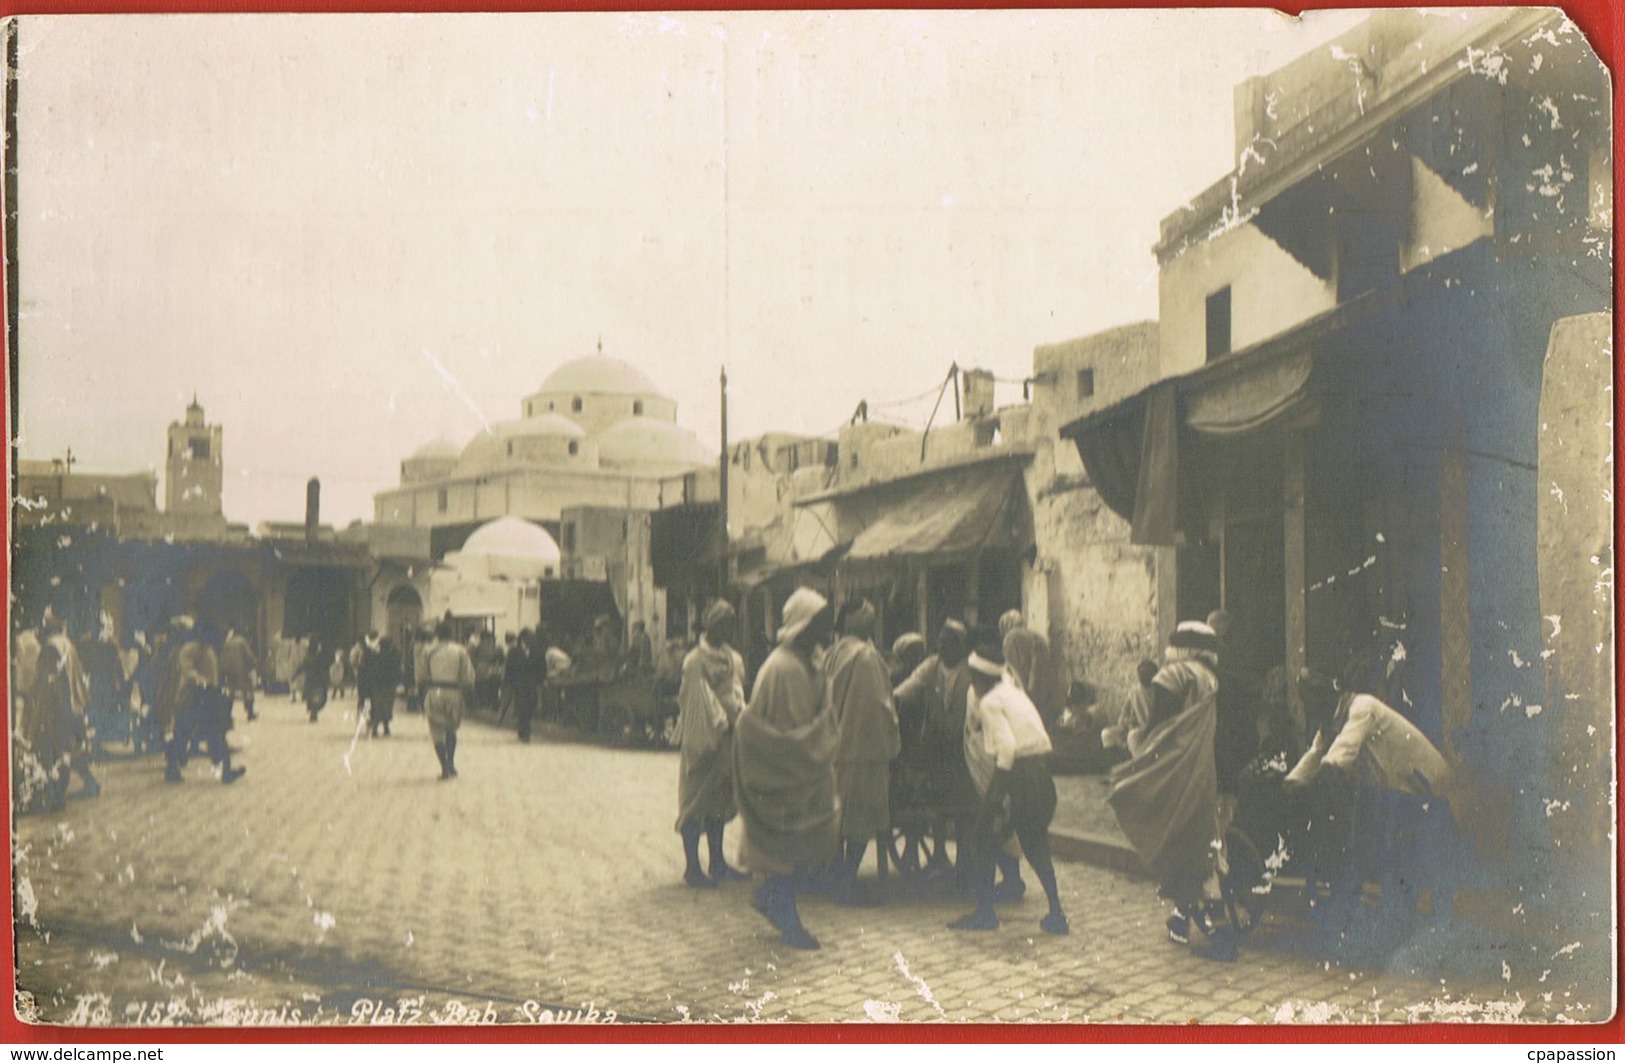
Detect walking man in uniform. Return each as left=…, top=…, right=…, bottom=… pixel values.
left=418, top=620, right=475, bottom=780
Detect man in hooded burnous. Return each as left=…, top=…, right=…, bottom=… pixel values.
left=17, top=606, right=99, bottom=810
left=673, top=600, right=751, bottom=888
left=733, top=587, right=839, bottom=950
left=824, top=599, right=901, bottom=905
left=1107, top=620, right=1235, bottom=961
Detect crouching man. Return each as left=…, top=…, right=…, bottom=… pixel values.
left=1284, top=670, right=1462, bottom=927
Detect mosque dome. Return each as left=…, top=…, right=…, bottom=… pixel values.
left=595, top=415, right=712, bottom=469
left=401, top=437, right=463, bottom=484
left=462, top=516, right=562, bottom=562
left=457, top=425, right=508, bottom=471
left=408, top=438, right=461, bottom=461
left=509, top=413, right=585, bottom=439
left=454, top=517, right=561, bottom=581
left=538, top=355, right=664, bottom=399
left=457, top=415, right=593, bottom=475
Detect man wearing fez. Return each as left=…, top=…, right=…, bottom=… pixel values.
left=893, top=619, right=978, bottom=856
left=733, top=588, right=839, bottom=950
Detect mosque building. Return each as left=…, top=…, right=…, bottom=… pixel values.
left=369, top=349, right=713, bottom=647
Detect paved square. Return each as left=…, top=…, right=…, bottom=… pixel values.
left=11, top=695, right=1610, bottom=1027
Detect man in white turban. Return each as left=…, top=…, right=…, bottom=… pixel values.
left=733, top=587, right=838, bottom=950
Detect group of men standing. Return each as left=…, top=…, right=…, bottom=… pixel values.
left=672, top=590, right=1069, bottom=951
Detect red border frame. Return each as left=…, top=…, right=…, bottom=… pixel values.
left=0, top=0, right=1620, bottom=1046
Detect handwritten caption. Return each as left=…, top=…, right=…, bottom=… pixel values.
left=350, top=996, right=621, bottom=1025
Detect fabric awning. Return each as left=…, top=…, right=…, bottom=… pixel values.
left=1185, top=350, right=1314, bottom=437
left=843, top=462, right=1031, bottom=566
left=1060, top=312, right=1337, bottom=545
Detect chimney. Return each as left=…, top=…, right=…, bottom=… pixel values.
left=961, top=369, right=995, bottom=420
left=1233, top=75, right=1267, bottom=163
left=305, top=478, right=320, bottom=544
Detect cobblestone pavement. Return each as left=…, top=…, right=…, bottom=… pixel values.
left=10, top=694, right=1612, bottom=1028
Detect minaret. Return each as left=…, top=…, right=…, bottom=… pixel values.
left=165, top=395, right=224, bottom=516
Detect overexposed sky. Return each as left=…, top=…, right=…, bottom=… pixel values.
left=14, top=9, right=1374, bottom=528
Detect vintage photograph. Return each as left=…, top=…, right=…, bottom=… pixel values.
left=5, top=7, right=1615, bottom=1028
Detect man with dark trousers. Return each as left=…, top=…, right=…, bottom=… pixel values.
left=949, top=637, right=1069, bottom=937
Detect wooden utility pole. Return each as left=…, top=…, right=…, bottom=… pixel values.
left=719, top=365, right=729, bottom=595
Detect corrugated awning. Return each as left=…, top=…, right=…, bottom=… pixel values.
left=843, top=462, right=1030, bottom=566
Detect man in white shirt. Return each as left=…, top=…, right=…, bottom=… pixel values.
left=1285, top=681, right=1451, bottom=799
left=1285, top=670, right=1459, bottom=923
left=948, top=639, right=1069, bottom=936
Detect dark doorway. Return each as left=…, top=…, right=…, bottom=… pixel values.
left=975, top=551, right=1024, bottom=632
left=1177, top=541, right=1221, bottom=627
left=198, top=568, right=258, bottom=647
left=385, top=583, right=424, bottom=648
left=284, top=567, right=351, bottom=646
left=1224, top=514, right=1287, bottom=678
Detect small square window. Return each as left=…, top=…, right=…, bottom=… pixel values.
left=437, top=488, right=448, bottom=513
left=506, top=441, right=514, bottom=457
left=572, top=397, right=583, bottom=413
left=1076, top=368, right=1095, bottom=400
left=568, top=441, right=579, bottom=456
left=633, top=400, right=644, bottom=416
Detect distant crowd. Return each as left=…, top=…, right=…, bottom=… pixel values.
left=10, top=604, right=666, bottom=807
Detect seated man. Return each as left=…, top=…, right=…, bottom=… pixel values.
left=1284, top=670, right=1460, bottom=925
left=1101, top=659, right=1160, bottom=755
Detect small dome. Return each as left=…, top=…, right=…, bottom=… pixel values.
left=507, top=413, right=584, bottom=439
left=458, top=417, right=590, bottom=474
left=409, top=438, right=461, bottom=461
left=458, top=426, right=506, bottom=468
left=596, top=415, right=712, bottom=468
left=539, top=355, right=663, bottom=398
left=461, top=516, right=562, bottom=563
